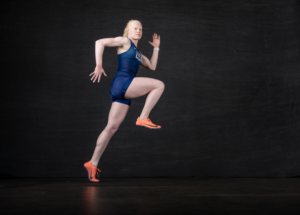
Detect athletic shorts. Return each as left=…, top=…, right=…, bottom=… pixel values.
left=110, top=75, right=134, bottom=106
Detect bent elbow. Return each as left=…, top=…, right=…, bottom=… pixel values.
left=95, top=39, right=103, bottom=44
left=148, top=65, right=155, bottom=71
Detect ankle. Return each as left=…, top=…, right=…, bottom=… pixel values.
left=91, top=161, right=98, bottom=168
left=139, top=116, right=148, bottom=120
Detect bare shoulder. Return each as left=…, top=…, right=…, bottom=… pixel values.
left=117, top=36, right=131, bottom=48
left=99, top=36, right=130, bottom=48
left=115, top=36, right=130, bottom=44
left=116, top=37, right=131, bottom=53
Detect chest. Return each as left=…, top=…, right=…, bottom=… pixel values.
left=117, top=46, right=142, bottom=62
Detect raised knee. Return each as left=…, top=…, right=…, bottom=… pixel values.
left=159, top=81, right=165, bottom=91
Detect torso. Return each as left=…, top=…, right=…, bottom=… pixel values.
left=114, top=37, right=142, bottom=77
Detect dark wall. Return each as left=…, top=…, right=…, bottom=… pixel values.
left=1, top=0, right=300, bottom=177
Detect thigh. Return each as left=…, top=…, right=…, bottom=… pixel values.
left=124, top=77, right=163, bottom=99
left=107, top=102, right=130, bottom=129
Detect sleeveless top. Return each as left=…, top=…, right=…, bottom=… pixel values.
left=116, top=38, right=143, bottom=77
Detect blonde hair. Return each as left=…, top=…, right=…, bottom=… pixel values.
left=123, top=19, right=141, bottom=37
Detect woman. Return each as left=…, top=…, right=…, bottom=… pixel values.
left=83, top=20, right=165, bottom=182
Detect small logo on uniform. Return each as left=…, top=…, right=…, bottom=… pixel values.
left=136, top=50, right=142, bottom=62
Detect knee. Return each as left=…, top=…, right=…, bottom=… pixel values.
left=158, top=81, right=165, bottom=91
left=104, top=125, right=119, bottom=135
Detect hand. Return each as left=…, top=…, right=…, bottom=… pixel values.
left=90, top=65, right=107, bottom=83
left=148, top=33, right=160, bottom=48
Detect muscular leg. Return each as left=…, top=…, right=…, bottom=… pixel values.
left=124, top=77, right=165, bottom=120
left=90, top=102, right=130, bottom=167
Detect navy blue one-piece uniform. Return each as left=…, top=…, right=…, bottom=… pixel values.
left=110, top=38, right=143, bottom=106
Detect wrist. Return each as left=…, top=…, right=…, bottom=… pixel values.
left=154, top=47, right=159, bottom=51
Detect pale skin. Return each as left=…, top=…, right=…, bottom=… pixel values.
left=89, top=21, right=165, bottom=167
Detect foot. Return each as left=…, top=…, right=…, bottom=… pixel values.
left=136, top=117, right=161, bottom=129
left=83, top=160, right=101, bottom=182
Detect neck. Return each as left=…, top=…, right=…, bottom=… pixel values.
left=129, top=37, right=138, bottom=47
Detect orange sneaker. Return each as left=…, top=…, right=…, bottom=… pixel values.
left=83, top=160, right=101, bottom=183
left=136, top=117, right=161, bottom=129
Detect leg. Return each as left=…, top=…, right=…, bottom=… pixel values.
left=124, top=77, right=165, bottom=120
left=90, top=102, right=130, bottom=167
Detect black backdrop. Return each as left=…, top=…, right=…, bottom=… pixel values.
left=1, top=0, right=300, bottom=177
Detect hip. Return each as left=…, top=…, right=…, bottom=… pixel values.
left=110, top=75, right=134, bottom=97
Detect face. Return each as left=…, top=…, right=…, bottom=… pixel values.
left=127, top=21, right=142, bottom=39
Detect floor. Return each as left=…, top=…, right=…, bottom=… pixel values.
left=1, top=177, right=300, bottom=214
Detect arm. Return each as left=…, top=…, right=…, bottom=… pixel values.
left=140, top=33, right=160, bottom=71
left=90, top=36, right=127, bottom=83
left=95, top=36, right=128, bottom=67
left=140, top=52, right=159, bottom=71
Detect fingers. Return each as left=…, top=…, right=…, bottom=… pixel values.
left=90, top=73, right=96, bottom=81
left=93, top=73, right=100, bottom=83
left=91, top=75, right=95, bottom=82
left=90, top=70, right=98, bottom=82
left=90, top=71, right=107, bottom=83
left=152, top=33, right=160, bottom=40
